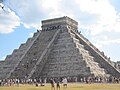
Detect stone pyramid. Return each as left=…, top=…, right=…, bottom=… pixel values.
left=0, top=16, right=120, bottom=79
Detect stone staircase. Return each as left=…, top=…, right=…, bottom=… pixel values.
left=70, top=30, right=120, bottom=78
left=8, top=29, right=58, bottom=79
left=28, top=28, right=61, bottom=79
left=37, top=27, right=107, bottom=78
left=71, top=34, right=106, bottom=77
left=0, top=33, right=38, bottom=79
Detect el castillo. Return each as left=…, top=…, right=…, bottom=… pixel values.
left=0, top=16, right=120, bottom=83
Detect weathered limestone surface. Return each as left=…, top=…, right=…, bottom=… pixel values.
left=0, top=16, right=119, bottom=79
left=34, top=27, right=106, bottom=78
left=9, top=29, right=58, bottom=79
left=0, top=33, right=39, bottom=79
left=70, top=30, right=120, bottom=77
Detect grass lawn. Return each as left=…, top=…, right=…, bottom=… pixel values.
left=0, top=83, right=120, bottom=90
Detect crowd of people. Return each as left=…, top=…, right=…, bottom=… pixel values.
left=0, top=77, right=68, bottom=90
left=0, top=76, right=119, bottom=87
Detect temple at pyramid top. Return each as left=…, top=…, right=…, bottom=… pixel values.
left=41, top=16, right=78, bottom=31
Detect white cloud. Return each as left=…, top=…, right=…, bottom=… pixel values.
left=1, top=0, right=120, bottom=35
left=93, top=36, right=120, bottom=47
left=75, top=0, right=120, bottom=35
left=41, top=0, right=62, bottom=16
left=1, top=0, right=120, bottom=61
left=74, top=0, right=120, bottom=54
left=0, top=6, right=20, bottom=34
left=6, top=0, right=76, bottom=29
left=102, top=39, right=120, bottom=45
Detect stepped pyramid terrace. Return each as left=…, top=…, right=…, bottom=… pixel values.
left=0, top=16, right=120, bottom=80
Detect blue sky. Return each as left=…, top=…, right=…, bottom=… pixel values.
left=0, top=0, right=120, bottom=62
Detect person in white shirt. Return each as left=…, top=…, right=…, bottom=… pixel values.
left=62, top=78, right=67, bottom=89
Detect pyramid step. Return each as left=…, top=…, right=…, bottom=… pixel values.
left=19, top=43, right=27, bottom=49
left=9, top=30, right=58, bottom=79
left=59, top=32, right=71, bottom=38
left=33, top=32, right=39, bottom=37
left=57, top=37, right=73, bottom=43
left=48, top=56, right=83, bottom=63
left=41, top=67, right=91, bottom=77
left=26, top=38, right=33, bottom=45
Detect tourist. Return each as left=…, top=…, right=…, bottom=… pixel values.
left=56, top=79, right=60, bottom=90
left=50, top=78, right=55, bottom=90
left=44, top=78, right=47, bottom=86
left=62, top=78, right=67, bottom=89
left=16, top=78, right=20, bottom=86
left=0, top=79, right=1, bottom=86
